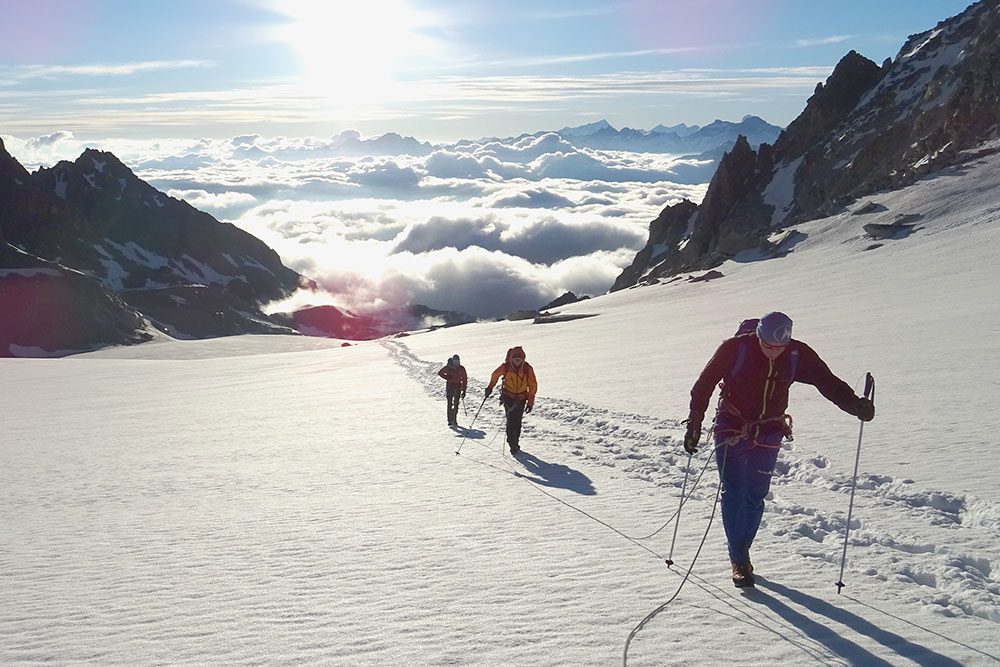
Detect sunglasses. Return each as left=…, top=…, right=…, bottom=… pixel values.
left=759, top=340, right=788, bottom=358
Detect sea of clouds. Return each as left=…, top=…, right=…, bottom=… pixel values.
left=4, top=130, right=712, bottom=318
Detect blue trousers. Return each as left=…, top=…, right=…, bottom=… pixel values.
left=714, top=434, right=781, bottom=565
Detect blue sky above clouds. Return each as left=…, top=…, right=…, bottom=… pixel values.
left=0, top=0, right=978, bottom=317
left=0, top=0, right=973, bottom=142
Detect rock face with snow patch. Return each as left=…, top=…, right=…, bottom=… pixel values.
left=0, top=138, right=303, bottom=353
left=610, top=199, right=698, bottom=290
left=613, top=0, right=1000, bottom=289
left=0, top=245, right=153, bottom=356
left=25, top=147, right=300, bottom=301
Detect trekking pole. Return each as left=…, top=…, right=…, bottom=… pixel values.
left=836, top=372, right=875, bottom=594
left=462, top=396, right=469, bottom=417
left=665, top=448, right=694, bottom=567
left=456, top=394, right=489, bottom=455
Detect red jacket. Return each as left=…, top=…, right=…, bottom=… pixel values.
left=689, top=335, right=859, bottom=426
left=438, top=363, right=467, bottom=391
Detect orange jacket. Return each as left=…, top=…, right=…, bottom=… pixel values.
left=487, top=346, right=537, bottom=406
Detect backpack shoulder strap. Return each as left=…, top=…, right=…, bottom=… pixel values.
left=787, top=344, right=800, bottom=381
left=730, top=336, right=750, bottom=377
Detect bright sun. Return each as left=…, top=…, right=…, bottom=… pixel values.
left=273, top=0, right=439, bottom=102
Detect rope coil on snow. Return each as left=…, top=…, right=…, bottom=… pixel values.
left=621, top=441, right=727, bottom=666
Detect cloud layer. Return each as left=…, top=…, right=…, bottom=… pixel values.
left=2, top=130, right=709, bottom=318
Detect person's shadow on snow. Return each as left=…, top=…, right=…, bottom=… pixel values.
left=450, top=425, right=486, bottom=439
left=749, top=578, right=967, bottom=667
left=512, top=451, right=596, bottom=496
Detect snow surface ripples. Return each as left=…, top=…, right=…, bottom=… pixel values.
left=387, top=340, right=1000, bottom=625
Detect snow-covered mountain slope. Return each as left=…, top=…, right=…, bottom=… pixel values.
left=3, top=147, right=998, bottom=664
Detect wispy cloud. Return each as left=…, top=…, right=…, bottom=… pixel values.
left=677, top=66, right=834, bottom=76
left=526, top=7, right=618, bottom=20
left=0, top=66, right=822, bottom=137
left=77, top=85, right=314, bottom=107
left=464, top=47, right=702, bottom=70
left=794, top=35, right=852, bottom=47
left=6, top=60, right=215, bottom=80
left=407, top=70, right=828, bottom=104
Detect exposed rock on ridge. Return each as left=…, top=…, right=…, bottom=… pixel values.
left=0, top=244, right=154, bottom=355
left=613, top=0, right=1000, bottom=290
left=1, top=139, right=303, bottom=355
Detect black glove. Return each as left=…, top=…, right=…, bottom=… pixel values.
left=525, top=403, right=533, bottom=414
left=484, top=387, right=493, bottom=398
left=855, top=397, right=875, bottom=422
left=683, top=421, right=702, bottom=454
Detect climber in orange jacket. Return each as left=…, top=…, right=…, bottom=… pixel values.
left=484, top=346, right=537, bottom=454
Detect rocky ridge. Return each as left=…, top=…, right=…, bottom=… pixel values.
left=0, top=139, right=302, bottom=355
left=613, top=0, right=1000, bottom=289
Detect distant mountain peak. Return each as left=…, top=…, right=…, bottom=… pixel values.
left=560, top=116, right=781, bottom=156
left=557, top=119, right=615, bottom=137
left=651, top=122, right=700, bottom=136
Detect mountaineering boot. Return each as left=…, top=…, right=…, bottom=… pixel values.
left=509, top=441, right=520, bottom=455
left=732, top=562, right=755, bottom=588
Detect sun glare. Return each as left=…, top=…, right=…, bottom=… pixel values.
left=274, top=0, right=439, bottom=104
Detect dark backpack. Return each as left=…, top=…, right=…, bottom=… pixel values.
left=735, top=318, right=759, bottom=337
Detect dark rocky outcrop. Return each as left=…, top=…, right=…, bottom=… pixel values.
left=121, top=285, right=298, bottom=339
left=613, top=1, right=1000, bottom=290
left=540, top=291, right=590, bottom=310
left=1, top=140, right=306, bottom=354
left=532, top=312, right=598, bottom=324
left=772, top=51, right=885, bottom=161
left=274, top=305, right=385, bottom=340
left=506, top=309, right=539, bottom=322
left=612, top=137, right=776, bottom=287
left=789, top=2, right=1000, bottom=219
left=0, top=244, right=153, bottom=356
left=408, top=304, right=476, bottom=329
left=23, top=148, right=300, bottom=301
left=272, top=303, right=474, bottom=339
left=610, top=199, right=698, bottom=290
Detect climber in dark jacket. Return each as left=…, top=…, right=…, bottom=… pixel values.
left=437, top=355, right=467, bottom=426
left=683, top=312, right=875, bottom=588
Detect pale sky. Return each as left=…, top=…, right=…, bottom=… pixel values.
left=0, top=0, right=975, bottom=142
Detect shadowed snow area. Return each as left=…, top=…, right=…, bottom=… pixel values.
left=3, top=153, right=1000, bottom=664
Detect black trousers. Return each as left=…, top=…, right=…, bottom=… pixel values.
left=500, top=394, right=527, bottom=447
left=446, top=385, right=461, bottom=424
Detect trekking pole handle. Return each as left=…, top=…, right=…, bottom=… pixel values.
left=864, top=372, right=875, bottom=401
